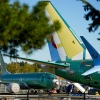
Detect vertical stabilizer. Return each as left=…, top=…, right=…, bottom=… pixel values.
left=45, top=2, right=84, bottom=61
left=0, top=51, right=10, bottom=75
left=48, top=41, right=60, bottom=61
left=81, top=36, right=100, bottom=75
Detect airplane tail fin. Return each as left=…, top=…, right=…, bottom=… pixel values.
left=45, top=2, right=85, bottom=61
left=80, top=36, right=100, bottom=76
left=48, top=38, right=60, bottom=62
left=0, top=51, right=10, bottom=75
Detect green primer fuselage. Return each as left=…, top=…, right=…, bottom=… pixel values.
left=1, top=72, right=57, bottom=89
left=55, top=60, right=100, bottom=88
left=4, top=55, right=100, bottom=88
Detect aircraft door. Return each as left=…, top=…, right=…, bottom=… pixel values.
left=80, top=62, right=92, bottom=81
left=84, top=64, right=92, bottom=81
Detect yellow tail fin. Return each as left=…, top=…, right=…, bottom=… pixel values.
left=46, top=2, right=84, bottom=60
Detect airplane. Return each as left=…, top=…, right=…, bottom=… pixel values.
left=4, top=36, right=100, bottom=89
left=0, top=51, right=59, bottom=93
left=3, top=1, right=100, bottom=90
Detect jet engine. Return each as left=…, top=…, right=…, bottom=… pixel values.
left=6, top=83, right=20, bottom=93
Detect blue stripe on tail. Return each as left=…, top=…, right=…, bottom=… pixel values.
left=48, top=42, right=60, bottom=61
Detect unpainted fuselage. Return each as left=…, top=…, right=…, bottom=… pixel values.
left=1, top=72, right=57, bottom=89
left=55, top=59, right=100, bottom=88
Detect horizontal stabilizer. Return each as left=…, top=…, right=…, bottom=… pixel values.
left=82, top=66, right=100, bottom=76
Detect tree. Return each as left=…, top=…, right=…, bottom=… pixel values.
left=6, top=62, right=41, bottom=73
left=33, top=63, right=41, bottom=72
left=7, top=62, right=21, bottom=73
left=80, top=0, right=100, bottom=36
left=0, top=1, right=61, bottom=55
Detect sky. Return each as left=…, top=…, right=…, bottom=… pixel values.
left=3, top=0, right=100, bottom=63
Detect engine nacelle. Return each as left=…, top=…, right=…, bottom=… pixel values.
left=6, top=83, right=20, bottom=93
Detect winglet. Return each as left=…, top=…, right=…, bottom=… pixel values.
left=80, top=36, right=100, bottom=76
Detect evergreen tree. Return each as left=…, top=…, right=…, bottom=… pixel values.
left=6, top=62, right=41, bottom=73
left=33, top=63, right=41, bottom=72
left=7, top=62, right=21, bottom=73
left=0, top=1, right=61, bottom=55
left=80, top=0, right=100, bottom=35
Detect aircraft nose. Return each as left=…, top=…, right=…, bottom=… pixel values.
left=53, top=79, right=59, bottom=87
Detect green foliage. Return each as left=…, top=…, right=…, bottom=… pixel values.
left=7, top=62, right=21, bottom=73
left=33, top=63, right=41, bottom=72
left=0, top=1, right=61, bottom=55
left=80, top=0, right=100, bottom=34
left=6, top=62, right=41, bottom=73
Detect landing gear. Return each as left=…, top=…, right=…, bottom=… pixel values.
left=27, top=89, right=30, bottom=100
left=29, top=89, right=37, bottom=94
left=27, top=89, right=37, bottom=100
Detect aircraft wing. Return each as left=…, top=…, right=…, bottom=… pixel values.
left=3, top=54, right=70, bottom=69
